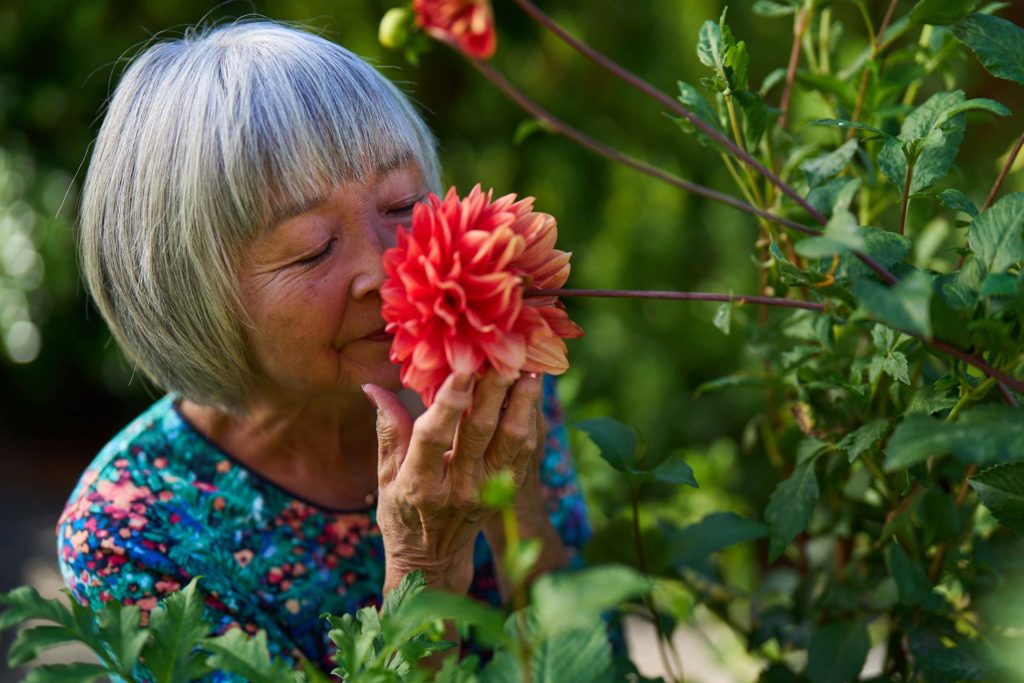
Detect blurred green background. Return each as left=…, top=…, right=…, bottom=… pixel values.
left=1, top=0, right=1023, bottom=599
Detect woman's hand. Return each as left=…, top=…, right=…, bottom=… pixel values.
left=363, top=370, right=543, bottom=595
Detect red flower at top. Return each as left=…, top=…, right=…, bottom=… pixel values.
left=381, top=185, right=583, bottom=406
left=412, top=0, right=497, bottom=60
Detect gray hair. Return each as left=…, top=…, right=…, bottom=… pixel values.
left=80, top=21, right=441, bottom=410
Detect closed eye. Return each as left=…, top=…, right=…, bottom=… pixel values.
left=295, top=238, right=337, bottom=266
left=385, top=195, right=425, bottom=217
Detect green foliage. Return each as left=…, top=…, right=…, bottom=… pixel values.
left=953, top=13, right=1024, bottom=85
left=805, top=620, right=871, bottom=683
left=970, top=461, right=1024, bottom=534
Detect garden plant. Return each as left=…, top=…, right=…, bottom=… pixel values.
left=4, top=0, right=1024, bottom=681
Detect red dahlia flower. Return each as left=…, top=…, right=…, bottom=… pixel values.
left=412, top=0, right=497, bottom=60
left=381, top=184, right=583, bottom=405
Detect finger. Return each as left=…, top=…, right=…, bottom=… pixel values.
left=458, top=368, right=516, bottom=460
left=406, top=372, right=475, bottom=481
left=363, top=384, right=413, bottom=487
left=486, top=372, right=543, bottom=474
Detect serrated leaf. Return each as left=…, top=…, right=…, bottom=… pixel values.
left=382, top=569, right=427, bottom=615
left=202, top=629, right=298, bottom=683
left=765, top=460, right=820, bottom=561
left=676, top=81, right=725, bottom=150
left=481, top=613, right=614, bottom=683
left=735, top=89, right=765, bottom=144
left=96, top=601, right=148, bottom=676
left=879, top=91, right=969, bottom=193
left=854, top=270, right=934, bottom=338
left=801, top=140, right=859, bottom=188
left=970, top=461, right=1024, bottom=535
left=22, top=663, right=109, bottom=683
left=795, top=210, right=866, bottom=258
left=885, top=543, right=932, bottom=605
left=871, top=350, right=911, bottom=385
left=400, top=592, right=507, bottom=648
left=938, top=188, right=979, bottom=217
left=143, top=576, right=212, bottom=683
left=697, top=20, right=728, bottom=72
left=806, top=620, right=871, bottom=683
left=532, top=566, right=650, bottom=637
left=953, top=13, right=1024, bottom=86
left=838, top=418, right=891, bottom=463
left=911, top=0, right=980, bottom=25
left=7, top=624, right=77, bottom=667
left=969, top=192, right=1024, bottom=274
left=668, top=512, right=769, bottom=565
left=714, top=303, right=732, bottom=335
left=885, top=405, right=1024, bottom=470
left=575, top=418, right=639, bottom=473
left=0, top=587, right=71, bottom=632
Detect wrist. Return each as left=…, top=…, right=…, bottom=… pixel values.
left=384, top=548, right=475, bottom=596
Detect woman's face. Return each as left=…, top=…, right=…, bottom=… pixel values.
left=237, top=162, right=427, bottom=401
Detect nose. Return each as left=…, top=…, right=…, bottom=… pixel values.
left=349, top=218, right=396, bottom=300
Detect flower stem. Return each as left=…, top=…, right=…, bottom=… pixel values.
left=982, top=130, right=1024, bottom=211
left=509, top=0, right=829, bottom=225
left=468, top=58, right=817, bottom=236
left=526, top=287, right=826, bottom=311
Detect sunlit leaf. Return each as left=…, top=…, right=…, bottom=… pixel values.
left=911, top=0, right=980, bottom=25
left=532, top=566, right=650, bottom=637
left=953, top=13, right=1024, bottom=85
left=968, top=192, right=1024, bottom=274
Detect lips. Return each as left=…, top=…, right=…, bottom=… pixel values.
left=362, top=327, right=393, bottom=342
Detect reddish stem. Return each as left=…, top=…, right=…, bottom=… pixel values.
left=899, top=161, right=914, bottom=235
left=468, top=59, right=816, bottom=235
left=778, top=5, right=809, bottom=131
left=526, top=287, right=826, bottom=311
left=982, top=131, right=1024, bottom=211
left=509, top=0, right=829, bottom=226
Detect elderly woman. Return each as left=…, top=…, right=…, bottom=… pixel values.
left=55, top=20, right=590, bottom=678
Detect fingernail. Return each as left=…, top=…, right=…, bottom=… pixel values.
left=453, top=373, right=473, bottom=392
left=361, top=384, right=379, bottom=410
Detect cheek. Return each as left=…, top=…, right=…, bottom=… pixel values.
left=248, top=275, right=349, bottom=366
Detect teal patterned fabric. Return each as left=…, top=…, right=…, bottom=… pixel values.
left=56, top=376, right=590, bottom=679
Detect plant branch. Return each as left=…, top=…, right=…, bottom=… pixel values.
left=848, top=0, right=900, bottom=139
left=982, top=130, right=1024, bottom=211
left=779, top=4, right=811, bottom=130
left=468, top=58, right=818, bottom=236
left=509, top=0, right=830, bottom=225
left=526, top=287, right=826, bottom=311
left=927, top=339, right=1024, bottom=394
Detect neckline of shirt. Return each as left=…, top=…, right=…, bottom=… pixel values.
left=167, top=396, right=377, bottom=516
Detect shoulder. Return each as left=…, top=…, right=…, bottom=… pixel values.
left=55, top=395, right=223, bottom=607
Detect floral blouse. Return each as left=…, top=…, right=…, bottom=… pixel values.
left=56, top=376, right=590, bottom=680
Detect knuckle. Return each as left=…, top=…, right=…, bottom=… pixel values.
left=500, top=423, right=530, bottom=445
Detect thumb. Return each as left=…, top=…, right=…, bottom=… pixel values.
left=362, top=384, right=413, bottom=486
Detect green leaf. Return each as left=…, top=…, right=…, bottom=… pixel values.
left=22, top=663, right=109, bottom=683
left=96, top=601, right=148, bottom=675
left=770, top=240, right=855, bottom=305
left=853, top=270, right=934, bottom=338
left=481, top=470, right=518, bottom=509
left=871, top=349, right=911, bottom=385
left=400, top=592, right=508, bottom=648
left=806, top=620, right=871, bottom=683
left=576, top=418, right=639, bottom=473
left=668, top=512, right=769, bottom=565
left=937, top=188, right=979, bottom=217
left=143, top=576, right=212, bottom=683
left=795, top=210, right=866, bottom=259
left=202, top=629, right=298, bottom=683
left=970, top=461, right=1024, bottom=535
left=697, top=20, right=728, bottom=73
left=513, top=118, right=552, bottom=145
left=481, top=613, right=614, bottom=683
left=713, top=303, right=732, bottom=335
left=810, top=118, right=890, bottom=137
left=801, top=140, right=859, bottom=188
left=968, top=192, right=1024, bottom=273
left=838, top=418, right=891, bottom=463
left=0, top=586, right=71, bottom=631
left=765, top=460, right=820, bottom=561
left=911, top=0, right=980, bottom=25
left=532, top=566, right=651, bottom=637
left=839, top=225, right=912, bottom=282
left=735, top=89, right=766, bottom=144
left=7, top=624, right=77, bottom=667
left=644, top=454, right=699, bottom=487
left=885, top=405, right=1024, bottom=470
left=878, top=91, right=970, bottom=194
left=953, top=13, right=1024, bottom=85
left=979, top=272, right=1019, bottom=298
left=382, top=569, right=427, bottom=616
left=753, top=0, right=797, bottom=17
left=885, top=543, right=932, bottom=606
left=676, top=81, right=725, bottom=150
left=808, top=177, right=861, bottom=218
